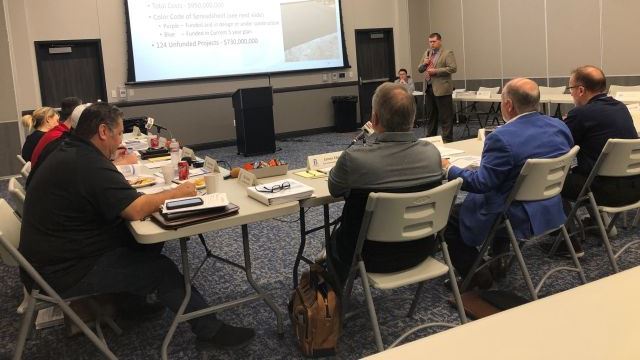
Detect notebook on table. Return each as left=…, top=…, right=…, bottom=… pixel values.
left=151, top=203, right=239, bottom=229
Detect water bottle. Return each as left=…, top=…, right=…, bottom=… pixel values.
left=170, top=139, right=180, bottom=168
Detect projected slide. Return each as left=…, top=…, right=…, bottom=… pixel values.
left=126, top=0, right=347, bottom=82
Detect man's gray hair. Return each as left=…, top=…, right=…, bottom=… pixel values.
left=502, top=78, right=540, bottom=114
left=371, top=82, right=416, bottom=132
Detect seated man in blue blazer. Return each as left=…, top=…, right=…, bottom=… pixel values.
left=442, top=78, right=574, bottom=287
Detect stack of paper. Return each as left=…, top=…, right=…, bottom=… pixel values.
left=247, top=178, right=314, bottom=205
left=436, top=146, right=465, bottom=158
left=450, top=156, right=481, bottom=169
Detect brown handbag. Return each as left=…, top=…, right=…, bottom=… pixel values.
left=289, top=264, right=341, bottom=357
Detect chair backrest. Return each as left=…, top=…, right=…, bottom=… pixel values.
left=539, top=86, right=566, bottom=95
left=16, top=154, right=26, bottom=165
left=608, top=85, right=640, bottom=97
left=8, top=178, right=26, bottom=216
left=510, top=146, right=579, bottom=202
left=363, top=178, right=462, bottom=242
left=596, top=138, right=640, bottom=177
left=478, top=86, right=500, bottom=94
left=20, top=162, right=31, bottom=178
left=0, top=199, right=21, bottom=267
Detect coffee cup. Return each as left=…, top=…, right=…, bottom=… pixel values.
left=204, top=173, right=222, bottom=194
left=161, top=165, right=174, bottom=185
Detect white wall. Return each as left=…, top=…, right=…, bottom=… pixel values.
left=410, top=0, right=640, bottom=88
left=6, top=0, right=412, bottom=111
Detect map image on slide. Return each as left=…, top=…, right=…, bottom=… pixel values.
left=281, top=0, right=339, bottom=62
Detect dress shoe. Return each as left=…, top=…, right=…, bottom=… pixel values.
left=444, top=266, right=493, bottom=292
left=197, top=323, right=255, bottom=350
left=582, top=215, right=618, bottom=238
left=540, top=235, right=584, bottom=258
left=488, top=257, right=509, bottom=280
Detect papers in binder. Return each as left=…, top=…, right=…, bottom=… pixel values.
left=247, top=178, right=314, bottom=205
left=451, top=156, right=481, bottom=169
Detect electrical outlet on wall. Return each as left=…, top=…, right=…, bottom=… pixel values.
left=117, top=85, right=127, bottom=98
left=348, top=71, right=354, bottom=78
left=331, top=72, right=338, bottom=81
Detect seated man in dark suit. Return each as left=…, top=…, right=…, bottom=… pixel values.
left=557, top=65, right=640, bottom=254
left=442, top=78, right=573, bottom=287
left=328, top=82, right=443, bottom=284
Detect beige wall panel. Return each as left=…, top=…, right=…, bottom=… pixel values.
left=602, top=0, right=640, bottom=75
left=0, top=1, right=18, bottom=123
left=428, top=0, right=465, bottom=81
left=462, top=0, right=500, bottom=79
left=6, top=0, right=40, bottom=110
left=408, top=0, right=430, bottom=79
left=25, top=0, right=100, bottom=40
left=500, top=0, right=547, bottom=78
left=394, top=0, right=412, bottom=75
left=273, top=86, right=358, bottom=133
left=546, top=0, right=600, bottom=77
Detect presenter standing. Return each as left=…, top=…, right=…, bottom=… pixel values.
left=418, top=32, right=457, bottom=142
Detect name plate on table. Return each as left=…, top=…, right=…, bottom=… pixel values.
left=237, top=168, right=257, bottom=187
left=307, top=151, right=342, bottom=172
left=476, top=90, right=492, bottom=99
left=204, top=156, right=220, bottom=173
left=615, top=92, right=640, bottom=102
left=452, top=89, right=466, bottom=99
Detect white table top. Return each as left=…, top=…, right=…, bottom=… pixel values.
left=365, top=266, right=640, bottom=360
left=128, top=137, right=485, bottom=244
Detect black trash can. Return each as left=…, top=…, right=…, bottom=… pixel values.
left=332, top=96, right=358, bottom=132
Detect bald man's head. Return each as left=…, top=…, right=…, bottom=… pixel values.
left=502, top=77, right=540, bottom=115
left=372, top=82, right=416, bottom=132
left=571, top=65, right=606, bottom=93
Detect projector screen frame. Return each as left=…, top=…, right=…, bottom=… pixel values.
left=124, top=0, right=351, bottom=85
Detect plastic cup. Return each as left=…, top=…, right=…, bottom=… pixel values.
left=204, top=173, right=222, bottom=194
left=161, top=165, right=174, bottom=185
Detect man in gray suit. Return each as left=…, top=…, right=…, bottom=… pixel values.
left=418, top=32, right=457, bottom=142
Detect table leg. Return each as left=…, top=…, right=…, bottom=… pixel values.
left=161, top=237, right=192, bottom=360
left=323, top=204, right=331, bottom=241
left=293, top=207, right=307, bottom=288
left=241, top=225, right=284, bottom=335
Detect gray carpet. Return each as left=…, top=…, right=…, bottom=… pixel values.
left=1, top=125, right=639, bottom=359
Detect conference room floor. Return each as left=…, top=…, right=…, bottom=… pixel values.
left=1, top=125, right=639, bottom=359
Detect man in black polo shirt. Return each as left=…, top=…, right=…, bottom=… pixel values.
left=19, top=103, right=254, bottom=349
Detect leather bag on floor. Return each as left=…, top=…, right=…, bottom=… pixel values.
left=289, top=264, right=341, bottom=357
